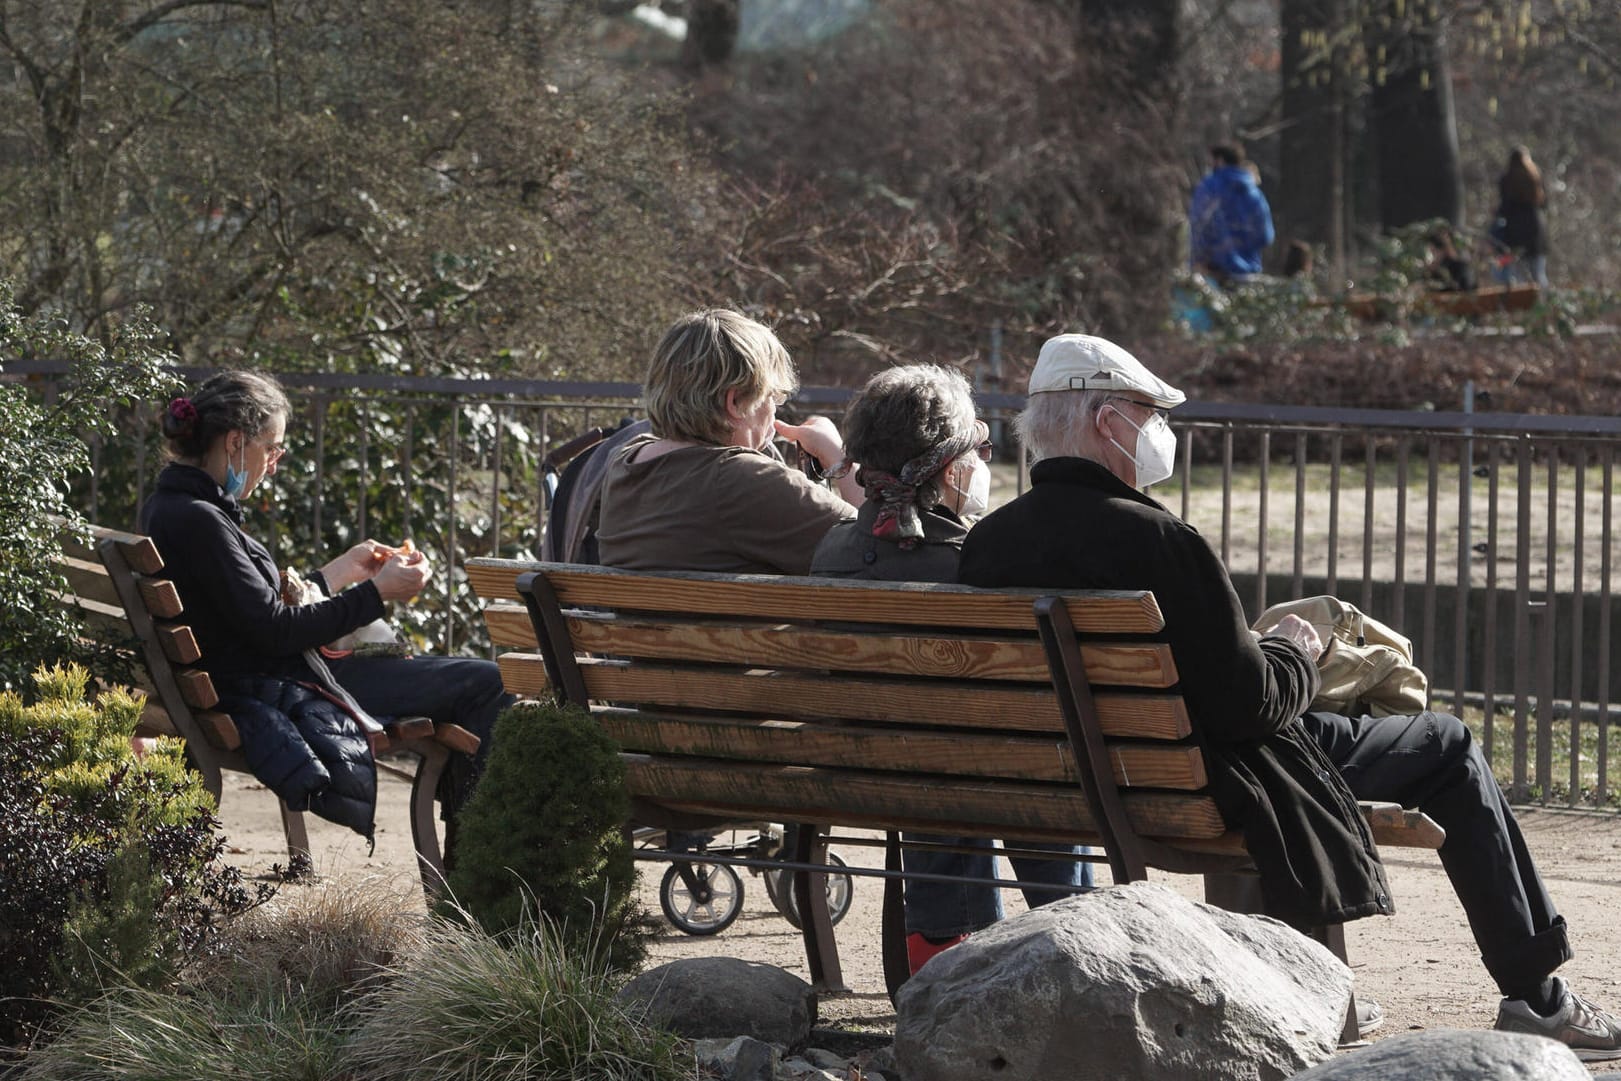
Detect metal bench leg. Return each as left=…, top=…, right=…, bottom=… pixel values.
left=409, top=742, right=452, bottom=899
left=278, top=800, right=312, bottom=870
left=1308, top=923, right=1362, bottom=1045
left=882, top=830, right=910, bottom=1002
left=791, top=823, right=847, bottom=993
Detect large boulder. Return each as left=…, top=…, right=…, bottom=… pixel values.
left=618, top=956, right=816, bottom=1047
left=1288, top=1029, right=1589, bottom=1079
left=894, top=881, right=1350, bottom=1081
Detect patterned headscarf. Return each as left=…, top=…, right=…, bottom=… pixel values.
left=830, top=422, right=983, bottom=549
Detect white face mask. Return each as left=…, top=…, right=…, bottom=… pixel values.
left=1106, top=406, right=1177, bottom=488
left=957, top=455, right=991, bottom=518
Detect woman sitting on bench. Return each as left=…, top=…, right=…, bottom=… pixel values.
left=811, top=364, right=1092, bottom=976
left=141, top=371, right=511, bottom=849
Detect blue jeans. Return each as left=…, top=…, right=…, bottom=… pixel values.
left=902, top=833, right=1094, bottom=938
left=326, top=653, right=513, bottom=819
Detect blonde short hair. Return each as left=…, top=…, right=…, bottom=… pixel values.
left=644, top=310, right=799, bottom=445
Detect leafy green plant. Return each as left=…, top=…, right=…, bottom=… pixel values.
left=445, top=700, right=650, bottom=973
left=0, top=664, right=270, bottom=1050
left=0, top=282, right=176, bottom=694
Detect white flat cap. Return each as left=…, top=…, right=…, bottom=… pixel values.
left=1027, top=334, right=1186, bottom=408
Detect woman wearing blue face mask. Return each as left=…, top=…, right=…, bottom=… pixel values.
left=141, top=370, right=511, bottom=849
left=810, top=363, right=1093, bottom=976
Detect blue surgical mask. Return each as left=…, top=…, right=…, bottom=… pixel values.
left=224, top=443, right=248, bottom=499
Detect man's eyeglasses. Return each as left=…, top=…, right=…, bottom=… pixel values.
left=259, top=440, right=287, bottom=462
left=1104, top=396, right=1173, bottom=422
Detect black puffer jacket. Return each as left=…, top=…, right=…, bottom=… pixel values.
left=141, top=464, right=384, bottom=839
left=216, top=675, right=377, bottom=840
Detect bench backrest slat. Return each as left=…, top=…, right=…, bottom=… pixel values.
left=469, top=559, right=1165, bottom=633
left=600, top=709, right=1208, bottom=790
left=623, top=756, right=1227, bottom=841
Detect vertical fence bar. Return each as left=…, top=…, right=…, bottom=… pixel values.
left=1484, top=438, right=1502, bottom=765
left=541, top=408, right=554, bottom=554
left=1423, top=435, right=1440, bottom=679
left=134, top=419, right=149, bottom=532
left=89, top=434, right=101, bottom=522
left=402, top=412, right=415, bottom=550
left=490, top=403, right=506, bottom=558
left=1327, top=433, right=1342, bottom=596
left=1179, top=426, right=1192, bottom=523
left=1393, top=435, right=1410, bottom=629
left=1512, top=437, right=1532, bottom=800
left=1537, top=443, right=1558, bottom=800
left=1455, top=428, right=1473, bottom=718
left=1599, top=445, right=1613, bottom=804
left=445, top=406, right=461, bottom=654
left=1255, top=431, right=1270, bottom=616
left=1221, top=427, right=1234, bottom=569
left=357, top=400, right=370, bottom=541
left=1362, top=436, right=1377, bottom=612
left=311, top=395, right=326, bottom=548
left=1570, top=444, right=1585, bottom=805
left=1292, top=431, right=1306, bottom=599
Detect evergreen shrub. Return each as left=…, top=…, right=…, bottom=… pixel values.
left=445, top=699, right=650, bottom=972
left=0, top=664, right=269, bottom=1051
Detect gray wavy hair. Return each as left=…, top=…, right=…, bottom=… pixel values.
left=843, top=364, right=977, bottom=506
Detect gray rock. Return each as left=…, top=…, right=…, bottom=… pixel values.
left=620, top=956, right=817, bottom=1047
left=894, top=881, right=1350, bottom=1081
left=800, top=1047, right=848, bottom=1070
left=693, top=1035, right=780, bottom=1081
left=1288, top=1029, right=1589, bottom=1079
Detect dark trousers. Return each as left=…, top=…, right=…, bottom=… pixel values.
left=1302, top=710, right=1571, bottom=998
left=326, top=653, right=514, bottom=820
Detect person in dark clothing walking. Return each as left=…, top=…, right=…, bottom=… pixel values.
left=957, top=334, right=1621, bottom=1060
left=1494, top=145, right=1548, bottom=287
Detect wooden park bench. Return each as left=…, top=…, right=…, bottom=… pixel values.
left=467, top=558, right=1443, bottom=1035
left=56, top=523, right=478, bottom=895
left=1337, top=282, right=1540, bottom=321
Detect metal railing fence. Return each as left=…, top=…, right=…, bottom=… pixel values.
left=10, top=364, right=1619, bottom=806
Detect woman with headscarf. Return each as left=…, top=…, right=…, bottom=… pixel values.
left=811, top=364, right=1093, bottom=976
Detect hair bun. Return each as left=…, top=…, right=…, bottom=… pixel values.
left=165, top=397, right=199, bottom=437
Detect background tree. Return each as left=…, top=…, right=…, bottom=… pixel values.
left=0, top=0, right=714, bottom=379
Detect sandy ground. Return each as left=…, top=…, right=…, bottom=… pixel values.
left=217, top=764, right=1621, bottom=1069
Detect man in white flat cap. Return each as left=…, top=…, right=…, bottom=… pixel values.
left=959, top=333, right=1621, bottom=1059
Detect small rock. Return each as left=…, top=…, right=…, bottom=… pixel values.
left=620, top=957, right=817, bottom=1047
left=693, top=1035, right=779, bottom=1081
left=801, top=1047, right=848, bottom=1069
left=1288, top=1028, right=1589, bottom=1079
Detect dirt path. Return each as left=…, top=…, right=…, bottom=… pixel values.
left=218, top=767, right=1621, bottom=1069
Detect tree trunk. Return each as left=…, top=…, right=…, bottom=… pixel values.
left=1363, top=1, right=1462, bottom=229
left=1278, top=0, right=1351, bottom=275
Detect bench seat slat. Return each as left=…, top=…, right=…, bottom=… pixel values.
left=622, top=755, right=1228, bottom=841
left=466, top=559, right=1165, bottom=633
left=599, top=710, right=1207, bottom=790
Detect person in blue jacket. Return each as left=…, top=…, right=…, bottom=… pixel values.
left=1188, top=144, right=1275, bottom=282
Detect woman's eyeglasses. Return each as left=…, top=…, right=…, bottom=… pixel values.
left=975, top=440, right=994, bottom=462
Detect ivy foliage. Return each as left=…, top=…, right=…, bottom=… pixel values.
left=0, top=284, right=178, bottom=694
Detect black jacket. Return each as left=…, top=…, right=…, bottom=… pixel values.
left=810, top=502, right=967, bottom=582
left=140, top=464, right=382, bottom=837
left=959, top=457, right=1392, bottom=927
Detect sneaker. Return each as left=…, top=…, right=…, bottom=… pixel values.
left=1495, top=978, right=1621, bottom=1061
left=1356, top=997, right=1385, bottom=1038
left=906, top=931, right=968, bottom=975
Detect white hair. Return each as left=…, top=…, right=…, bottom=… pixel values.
left=1015, top=388, right=1111, bottom=463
